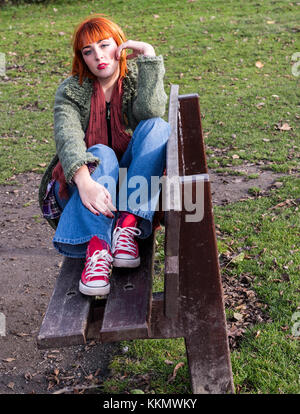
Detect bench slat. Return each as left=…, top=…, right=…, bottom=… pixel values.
left=164, top=84, right=180, bottom=319
left=178, top=93, right=208, bottom=175
left=37, top=258, right=92, bottom=349
left=100, top=234, right=155, bottom=342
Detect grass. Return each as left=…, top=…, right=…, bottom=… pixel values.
left=216, top=176, right=300, bottom=393
left=0, top=0, right=299, bottom=394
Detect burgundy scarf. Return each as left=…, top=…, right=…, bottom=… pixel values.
left=52, top=78, right=131, bottom=200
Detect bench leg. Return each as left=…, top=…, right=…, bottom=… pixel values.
left=179, top=181, right=234, bottom=394
left=184, top=329, right=234, bottom=394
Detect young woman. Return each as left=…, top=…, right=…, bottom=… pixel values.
left=39, top=15, right=170, bottom=297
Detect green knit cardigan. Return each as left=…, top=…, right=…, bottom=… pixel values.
left=39, top=55, right=167, bottom=230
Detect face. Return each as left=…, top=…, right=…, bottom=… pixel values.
left=81, top=37, right=120, bottom=82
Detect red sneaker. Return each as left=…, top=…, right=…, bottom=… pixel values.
left=79, top=236, right=113, bottom=296
left=112, top=213, right=141, bottom=268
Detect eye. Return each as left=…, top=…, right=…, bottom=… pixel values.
left=82, top=50, right=91, bottom=56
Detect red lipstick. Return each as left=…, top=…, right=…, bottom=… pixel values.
left=97, top=63, right=108, bottom=70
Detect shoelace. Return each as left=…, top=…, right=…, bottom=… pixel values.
left=112, top=226, right=142, bottom=254
left=84, top=249, right=113, bottom=281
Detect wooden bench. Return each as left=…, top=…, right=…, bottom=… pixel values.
left=37, top=85, right=234, bottom=394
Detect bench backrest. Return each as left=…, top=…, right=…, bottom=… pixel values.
left=164, top=85, right=211, bottom=319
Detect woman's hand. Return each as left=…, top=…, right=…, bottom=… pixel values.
left=78, top=180, right=116, bottom=218
left=116, top=40, right=156, bottom=60
left=73, top=165, right=116, bottom=218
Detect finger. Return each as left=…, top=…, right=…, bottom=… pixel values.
left=105, top=192, right=114, bottom=206
left=116, top=43, right=127, bottom=60
left=85, top=203, right=101, bottom=216
left=101, top=208, right=115, bottom=218
left=104, top=188, right=112, bottom=199
left=116, top=40, right=136, bottom=59
left=104, top=190, right=115, bottom=207
left=97, top=202, right=115, bottom=218
left=107, top=199, right=117, bottom=212
left=87, top=199, right=110, bottom=217
left=126, top=52, right=138, bottom=60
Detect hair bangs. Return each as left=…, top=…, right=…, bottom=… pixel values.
left=76, top=22, right=114, bottom=51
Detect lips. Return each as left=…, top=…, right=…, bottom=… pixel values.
left=97, top=63, right=108, bottom=70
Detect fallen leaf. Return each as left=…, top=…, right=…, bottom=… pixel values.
left=228, top=326, right=245, bottom=338
left=153, top=14, right=160, bottom=19
left=47, top=381, right=55, bottom=391
left=24, top=372, right=32, bottom=380
left=232, top=154, right=240, bottom=159
left=279, top=122, right=292, bottom=131
left=231, top=251, right=245, bottom=263
left=3, top=358, right=16, bottom=363
left=131, top=389, right=145, bottom=394
left=235, top=304, right=247, bottom=310
left=7, top=382, right=15, bottom=389
left=256, top=102, right=265, bottom=109
left=168, top=362, right=184, bottom=382
left=267, top=20, right=275, bottom=24
left=47, top=354, right=60, bottom=359
left=94, top=368, right=101, bottom=377
left=255, top=61, right=264, bottom=69
left=281, top=273, right=290, bottom=282
left=233, top=312, right=243, bottom=321
left=164, top=359, right=174, bottom=365
left=269, top=199, right=295, bottom=210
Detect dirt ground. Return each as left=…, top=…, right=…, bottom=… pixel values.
left=0, top=164, right=281, bottom=394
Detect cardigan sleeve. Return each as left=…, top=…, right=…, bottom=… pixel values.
left=53, top=78, right=100, bottom=183
left=132, top=55, right=168, bottom=121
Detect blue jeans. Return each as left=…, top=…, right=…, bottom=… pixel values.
left=53, top=118, right=171, bottom=258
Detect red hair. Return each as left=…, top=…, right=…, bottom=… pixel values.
left=71, top=14, right=127, bottom=84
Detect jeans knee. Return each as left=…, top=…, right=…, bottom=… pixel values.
left=140, top=117, right=170, bottom=130
left=136, top=118, right=171, bottom=146
left=87, top=144, right=119, bottom=177
left=160, top=118, right=171, bottom=144
left=88, top=144, right=117, bottom=159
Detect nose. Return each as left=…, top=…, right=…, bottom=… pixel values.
left=94, top=45, right=104, bottom=61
